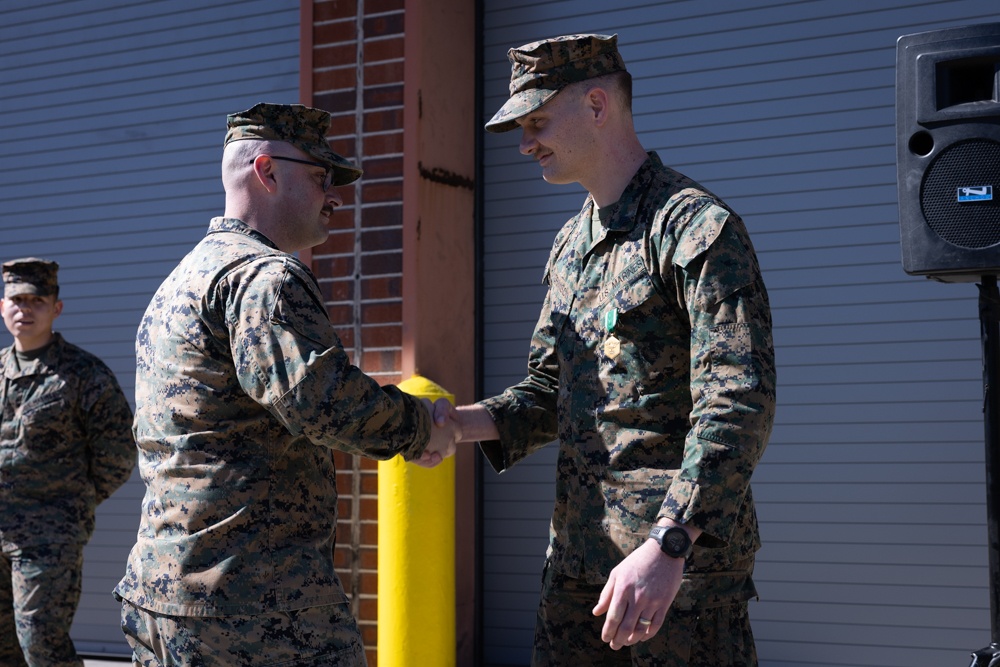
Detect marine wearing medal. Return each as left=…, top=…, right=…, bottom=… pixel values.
left=452, top=33, right=777, bottom=666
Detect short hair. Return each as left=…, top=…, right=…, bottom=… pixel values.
left=221, top=139, right=270, bottom=188
left=604, top=70, right=633, bottom=112
left=572, top=70, right=633, bottom=114
left=222, top=138, right=265, bottom=170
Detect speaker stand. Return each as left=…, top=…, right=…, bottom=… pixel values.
left=971, top=275, right=1000, bottom=667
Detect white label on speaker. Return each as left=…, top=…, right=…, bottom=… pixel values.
left=957, top=185, right=993, bottom=202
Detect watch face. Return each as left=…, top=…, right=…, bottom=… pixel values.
left=656, top=527, right=691, bottom=558
left=650, top=526, right=691, bottom=558
left=665, top=531, right=688, bottom=553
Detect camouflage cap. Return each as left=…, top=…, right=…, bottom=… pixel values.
left=2, top=258, right=59, bottom=298
left=225, top=103, right=362, bottom=186
left=485, top=33, right=627, bottom=133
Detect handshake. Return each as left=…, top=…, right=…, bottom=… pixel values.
left=413, top=397, right=467, bottom=468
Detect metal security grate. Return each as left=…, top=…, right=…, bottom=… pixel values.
left=921, top=138, right=1000, bottom=249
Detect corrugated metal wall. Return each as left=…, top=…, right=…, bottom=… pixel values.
left=480, top=1, right=1000, bottom=665
left=0, top=0, right=299, bottom=656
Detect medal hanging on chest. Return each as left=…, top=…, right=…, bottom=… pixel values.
left=603, top=308, right=621, bottom=360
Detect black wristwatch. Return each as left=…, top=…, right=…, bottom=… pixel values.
left=649, top=525, right=693, bottom=559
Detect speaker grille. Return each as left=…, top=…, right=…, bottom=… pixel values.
left=920, top=138, right=1000, bottom=249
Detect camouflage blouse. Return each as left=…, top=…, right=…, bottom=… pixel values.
left=116, top=217, right=430, bottom=616
left=0, top=333, right=135, bottom=551
left=479, top=153, right=777, bottom=608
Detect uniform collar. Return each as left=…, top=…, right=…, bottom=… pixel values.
left=207, top=217, right=281, bottom=250
left=3, top=332, right=63, bottom=379
left=586, top=151, right=662, bottom=234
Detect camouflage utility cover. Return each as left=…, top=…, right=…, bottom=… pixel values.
left=116, top=217, right=430, bottom=616
left=2, top=258, right=59, bottom=298
left=226, top=103, right=362, bottom=186
left=479, top=153, right=777, bottom=608
left=486, top=33, right=627, bottom=133
left=0, top=333, right=135, bottom=551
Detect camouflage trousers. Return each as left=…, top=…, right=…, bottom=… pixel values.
left=533, top=563, right=757, bottom=667
left=0, top=542, right=85, bottom=667
left=118, top=597, right=367, bottom=667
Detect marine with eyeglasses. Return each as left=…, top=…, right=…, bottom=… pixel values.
left=114, top=103, right=458, bottom=667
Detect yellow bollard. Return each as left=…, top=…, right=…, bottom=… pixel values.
left=377, top=374, right=456, bottom=667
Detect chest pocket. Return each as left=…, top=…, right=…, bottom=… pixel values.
left=17, top=394, right=74, bottom=463
left=21, top=394, right=66, bottom=422
left=602, top=257, right=657, bottom=315
left=543, top=227, right=583, bottom=363
left=596, top=260, right=678, bottom=401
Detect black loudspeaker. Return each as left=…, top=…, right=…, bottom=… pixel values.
left=897, top=23, right=1000, bottom=282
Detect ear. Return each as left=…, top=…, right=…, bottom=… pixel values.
left=249, top=155, right=280, bottom=194
left=585, top=86, right=611, bottom=127
left=52, top=299, right=64, bottom=318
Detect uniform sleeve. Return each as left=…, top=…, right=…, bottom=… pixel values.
left=83, top=367, right=136, bottom=505
left=476, top=219, right=575, bottom=472
left=478, top=286, right=561, bottom=472
left=661, top=203, right=777, bottom=547
left=224, top=257, right=430, bottom=461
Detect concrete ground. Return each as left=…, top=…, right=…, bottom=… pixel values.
left=84, top=659, right=130, bottom=666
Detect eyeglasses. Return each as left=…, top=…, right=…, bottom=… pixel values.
left=252, top=155, right=334, bottom=191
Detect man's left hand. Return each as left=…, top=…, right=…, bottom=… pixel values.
left=591, top=538, right=684, bottom=650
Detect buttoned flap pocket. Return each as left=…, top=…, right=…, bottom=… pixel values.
left=18, top=394, right=71, bottom=457
left=600, top=261, right=663, bottom=355
left=20, top=394, right=65, bottom=422
left=543, top=270, right=577, bottom=362
left=676, top=211, right=760, bottom=311
left=268, top=262, right=335, bottom=347
left=672, top=202, right=728, bottom=269
left=601, top=257, right=655, bottom=314
left=546, top=272, right=575, bottom=318
left=597, top=261, right=686, bottom=396
left=600, top=467, right=673, bottom=555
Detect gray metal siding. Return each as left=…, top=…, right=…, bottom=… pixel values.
left=480, top=1, right=1000, bottom=665
left=0, top=0, right=299, bottom=656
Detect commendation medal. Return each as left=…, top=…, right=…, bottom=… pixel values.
left=603, top=308, right=620, bottom=360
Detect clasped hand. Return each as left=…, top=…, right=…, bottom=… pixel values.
left=413, top=397, right=462, bottom=468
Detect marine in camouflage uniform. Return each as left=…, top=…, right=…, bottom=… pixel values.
left=467, top=35, right=777, bottom=666
left=0, top=258, right=136, bottom=667
left=114, top=104, right=453, bottom=667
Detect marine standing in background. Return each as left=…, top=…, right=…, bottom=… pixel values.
left=114, top=103, right=456, bottom=666
left=0, top=257, right=137, bottom=667
left=453, top=34, right=777, bottom=666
